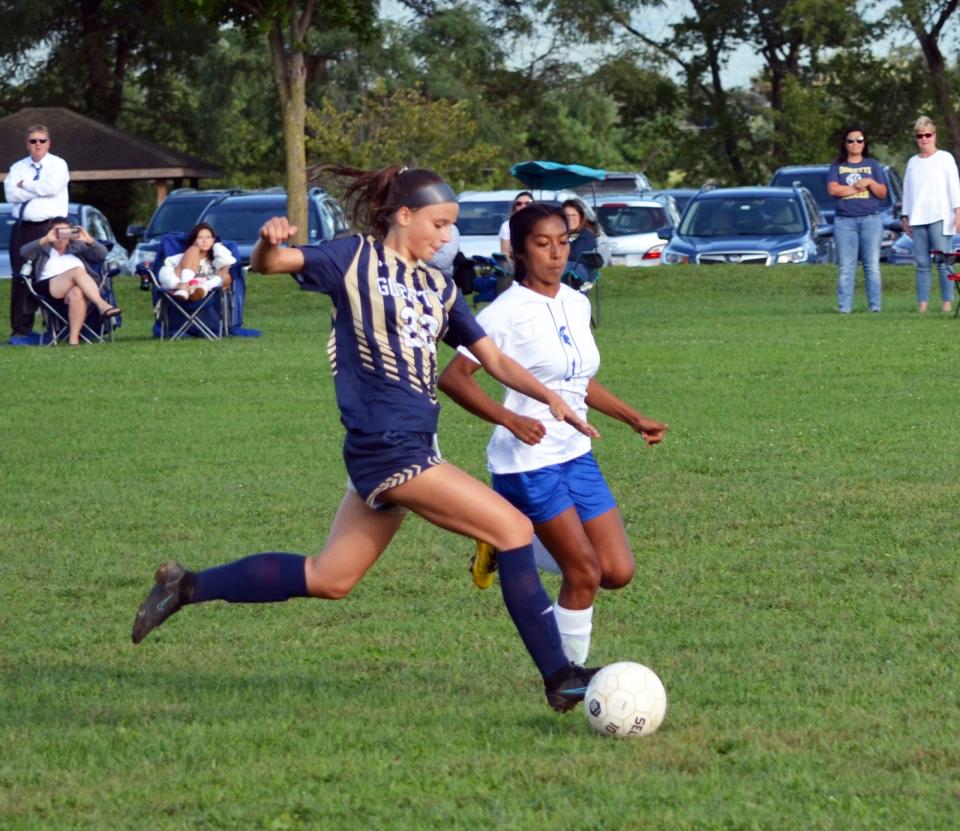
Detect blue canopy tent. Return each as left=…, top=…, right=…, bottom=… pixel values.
left=509, top=161, right=607, bottom=326
left=509, top=160, right=606, bottom=192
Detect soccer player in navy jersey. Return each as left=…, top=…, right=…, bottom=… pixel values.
left=131, top=165, right=603, bottom=711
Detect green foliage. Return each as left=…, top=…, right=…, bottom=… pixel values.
left=3, top=264, right=960, bottom=829
left=774, top=76, right=842, bottom=166
left=306, top=84, right=506, bottom=191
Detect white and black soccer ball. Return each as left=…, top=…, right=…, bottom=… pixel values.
left=584, top=662, right=667, bottom=738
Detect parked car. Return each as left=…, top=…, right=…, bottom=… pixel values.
left=456, top=189, right=611, bottom=262
left=660, top=184, right=835, bottom=266
left=596, top=196, right=675, bottom=267
left=769, top=164, right=903, bottom=260
left=647, top=188, right=698, bottom=216
left=888, top=232, right=960, bottom=266
left=573, top=171, right=652, bottom=199
left=126, top=188, right=243, bottom=275
left=0, top=202, right=129, bottom=278
left=197, top=187, right=350, bottom=266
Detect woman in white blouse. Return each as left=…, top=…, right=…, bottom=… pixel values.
left=901, top=116, right=960, bottom=313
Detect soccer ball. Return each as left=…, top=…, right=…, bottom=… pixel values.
left=584, top=662, right=667, bottom=738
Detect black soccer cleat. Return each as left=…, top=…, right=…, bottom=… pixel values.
left=131, top=561, right=195, bottom=644
left=544, top=663, right=602, bottom=713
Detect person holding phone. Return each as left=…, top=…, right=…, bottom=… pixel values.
left=19, top=217, right=121, bottom=345
left=4, top=124, right=70, bottom=340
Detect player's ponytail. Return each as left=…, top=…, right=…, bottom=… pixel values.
left=317, top=164, right=454, bottom=238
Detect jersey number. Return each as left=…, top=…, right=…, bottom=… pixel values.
left=399, top=307, right=440, bottom=353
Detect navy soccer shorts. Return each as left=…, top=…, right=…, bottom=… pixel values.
left=343, top=429, right=444, bottom=511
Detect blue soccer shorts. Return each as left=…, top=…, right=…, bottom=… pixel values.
left=491, top=451, right=616, bottom=525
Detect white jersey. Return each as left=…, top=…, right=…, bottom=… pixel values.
left=459, top=281, right=599, bottom=474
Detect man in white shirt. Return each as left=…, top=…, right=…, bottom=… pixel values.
left=4, top=124, right=71, bottom=337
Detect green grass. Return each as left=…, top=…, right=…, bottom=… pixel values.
left=2, top=264, right=959, bottom=830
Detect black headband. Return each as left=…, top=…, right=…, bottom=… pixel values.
left=401, top=181, right=457, bottom=208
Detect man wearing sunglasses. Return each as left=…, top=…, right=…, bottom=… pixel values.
left=901, top=115, right=960, bottom=313
left=4, top=124, right=71, bottom=338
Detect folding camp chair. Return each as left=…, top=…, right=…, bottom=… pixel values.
left=563, top=250, right=604, bottom=327
left=21, top=256, right=120, bottom=346
left=931, top=249, right=960, bottom=318
left=143, top=232, right=243, bottom=340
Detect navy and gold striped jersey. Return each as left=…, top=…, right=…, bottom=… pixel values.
left=296, top=234, right=486, bottom=433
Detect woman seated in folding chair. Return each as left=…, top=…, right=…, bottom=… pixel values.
left=561, top=199, right=598, bottom=287
left=20, top=218, right=121, bottom=346
left=157, top=222, right=236, bottom=301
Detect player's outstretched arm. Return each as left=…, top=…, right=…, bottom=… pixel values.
left=251, top=217, right=306, bottom=275
left=438, top=353, right=546, bottom=445
left=466, top=336, right=599, bottom=439
left=585, top=379, right=668, bottom=446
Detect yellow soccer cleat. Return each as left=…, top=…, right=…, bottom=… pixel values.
left=470, top=540, right=498, bottom=590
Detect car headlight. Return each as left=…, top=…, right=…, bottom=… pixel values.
left=776, top=247, right=806, bottom=264
left=663, top=250, right=689, bottom=264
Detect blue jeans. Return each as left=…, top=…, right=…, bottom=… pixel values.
left=835, top=213, right=883, bottom=312
left=911, top=221, right=953, bottom=304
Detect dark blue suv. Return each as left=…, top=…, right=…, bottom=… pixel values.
left=126, top=188, right=242, bottom=275
left=660, top=185, right=835, bottom=266
left=769, top=164, right=903, bottom=260
left=197, top=187, right=350, bottom=266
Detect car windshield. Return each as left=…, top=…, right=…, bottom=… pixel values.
left=680, top=196, right=805, bottom=236
left=147, top=198, right=216, bottom=237
left=598, top=205, right=666, bottom=237
left=201, top=202, right=315, bottom=241
left=771, top=172, right=831, bottom=213
left=456, top=201, right=511, bottom=236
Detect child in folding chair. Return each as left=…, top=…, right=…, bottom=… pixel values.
left=20, top=218, right=121, bottom=346
left=157, top=222, right=236, bottom=301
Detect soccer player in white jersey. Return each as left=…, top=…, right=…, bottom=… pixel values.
left=439, top=203, right=668, bottom=666
left=132, top=166, right=606, bottom=712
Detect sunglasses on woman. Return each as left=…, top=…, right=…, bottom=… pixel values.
left=916, top=133, right=934, bottom=139
left=845, top=137, right=865, bottom=144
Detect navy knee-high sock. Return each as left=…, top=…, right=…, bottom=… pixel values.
left=497, top=544, right=569, bottom=680
left=191, top=552, right=309, bottom=604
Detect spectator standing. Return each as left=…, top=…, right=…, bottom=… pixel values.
left=827, top=126, right=888, bottom=314
left=4, top=124, right=70, bottom=338
left=901, top=116, right=960, bottom=313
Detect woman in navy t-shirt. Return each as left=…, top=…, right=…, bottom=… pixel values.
left=827, top=126, right=889, bottom=313
left=130, top=165, right=605, bottom=712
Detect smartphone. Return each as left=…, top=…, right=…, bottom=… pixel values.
left=56, top=227, right=81, bottom=240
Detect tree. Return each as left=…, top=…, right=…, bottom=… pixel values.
left=184, top=0, right=377, bottom=243
left=0, top=0, right=213, bottom=124
left=306, top=83, right=505, bottom=192
left=893, top=0, right=960, bottom=155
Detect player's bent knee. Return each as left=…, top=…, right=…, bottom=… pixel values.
left=497, top=512, right=534, bottom=550
left=601, top=559, right=635, bottom=590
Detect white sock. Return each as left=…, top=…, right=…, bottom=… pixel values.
left=553, top=603, right=593, bottom=665
left=532, top=535, right=561, bottom=574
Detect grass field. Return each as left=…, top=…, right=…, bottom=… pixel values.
left=2, top=264, right=959, bottom=830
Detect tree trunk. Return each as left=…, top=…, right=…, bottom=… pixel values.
left=705, top=40, right=746, bottom=181
left=268, top=16, right=309, bottom=246
left=914, top=28, right=960, bottom=158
